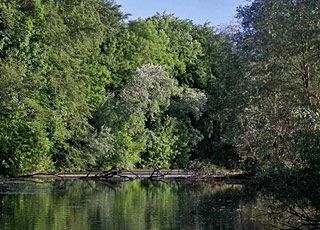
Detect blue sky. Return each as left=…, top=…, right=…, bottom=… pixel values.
left=115, top=0, right=248, bottom=26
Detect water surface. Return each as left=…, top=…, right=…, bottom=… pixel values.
left=0, top=179, right=318, bottom=230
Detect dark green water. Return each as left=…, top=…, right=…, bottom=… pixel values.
left=0, top=179, right=319, bottom=230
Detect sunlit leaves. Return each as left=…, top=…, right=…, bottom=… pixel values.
left=93, top=64, right=207, bottom=168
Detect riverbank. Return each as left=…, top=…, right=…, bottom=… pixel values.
left=1, top=169, right=250, bottom=182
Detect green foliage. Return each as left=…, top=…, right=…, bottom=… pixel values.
left=101, top=14, right=222, bottom=90
left=191, top=31, right=243, bottom=168
left=93, top=64, right=207, bottom=169
left=9, top=0, right=320, bottom=177
left=0, top=0, right=230, bottom=175
left=188, top=160, right=227, bottom=176
left=0, top=59, right=53, bottom=176
left=142, top=116, right=179, bottom=169
left=0, top=0, right=125, bottom=176
left=225, top=0, right=320, bottom=173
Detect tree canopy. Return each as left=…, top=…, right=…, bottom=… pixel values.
left=1, top=0, right=319, bottom=179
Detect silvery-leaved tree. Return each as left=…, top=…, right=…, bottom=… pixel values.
left=93, top=64, right=207, bottom=169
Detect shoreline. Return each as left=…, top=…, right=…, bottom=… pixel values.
left=1, top=170, right=252, bottom=182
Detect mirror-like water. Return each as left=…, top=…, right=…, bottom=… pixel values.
left=0, top=179, right=318, bottom=230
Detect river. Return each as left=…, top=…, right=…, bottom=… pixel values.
left=0, top=179, right=319, bottom=230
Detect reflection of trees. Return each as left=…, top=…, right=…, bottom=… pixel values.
left=258, top=180, right=320, bottom=230
left=0, top=179, right=273, bottom=230
left=261, top=198, right=320, bottom=230
left=193, top=183, right=269, bottom=230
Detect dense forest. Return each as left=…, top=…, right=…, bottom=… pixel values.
left=0, top=0, right=319, bottom=178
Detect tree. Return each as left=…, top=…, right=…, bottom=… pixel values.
left=235, top=0, right=320, bottom=172
left=93, top=64, right=207, bottom=169
left=101, top=13, right=224, bottom=91
left=0, top=0, right=125, bottom=176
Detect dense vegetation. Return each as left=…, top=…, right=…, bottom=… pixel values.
left=0, top=0, right=319, bottom=178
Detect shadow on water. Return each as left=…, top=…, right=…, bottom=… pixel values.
left=256, top=178, right=320, bottom=230
left=0, top=178, right=319, bottom=230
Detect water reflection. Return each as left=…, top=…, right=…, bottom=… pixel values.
left=257, top=183, right=320, bottom=230
left=0, top=179, right=318, bottom=230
